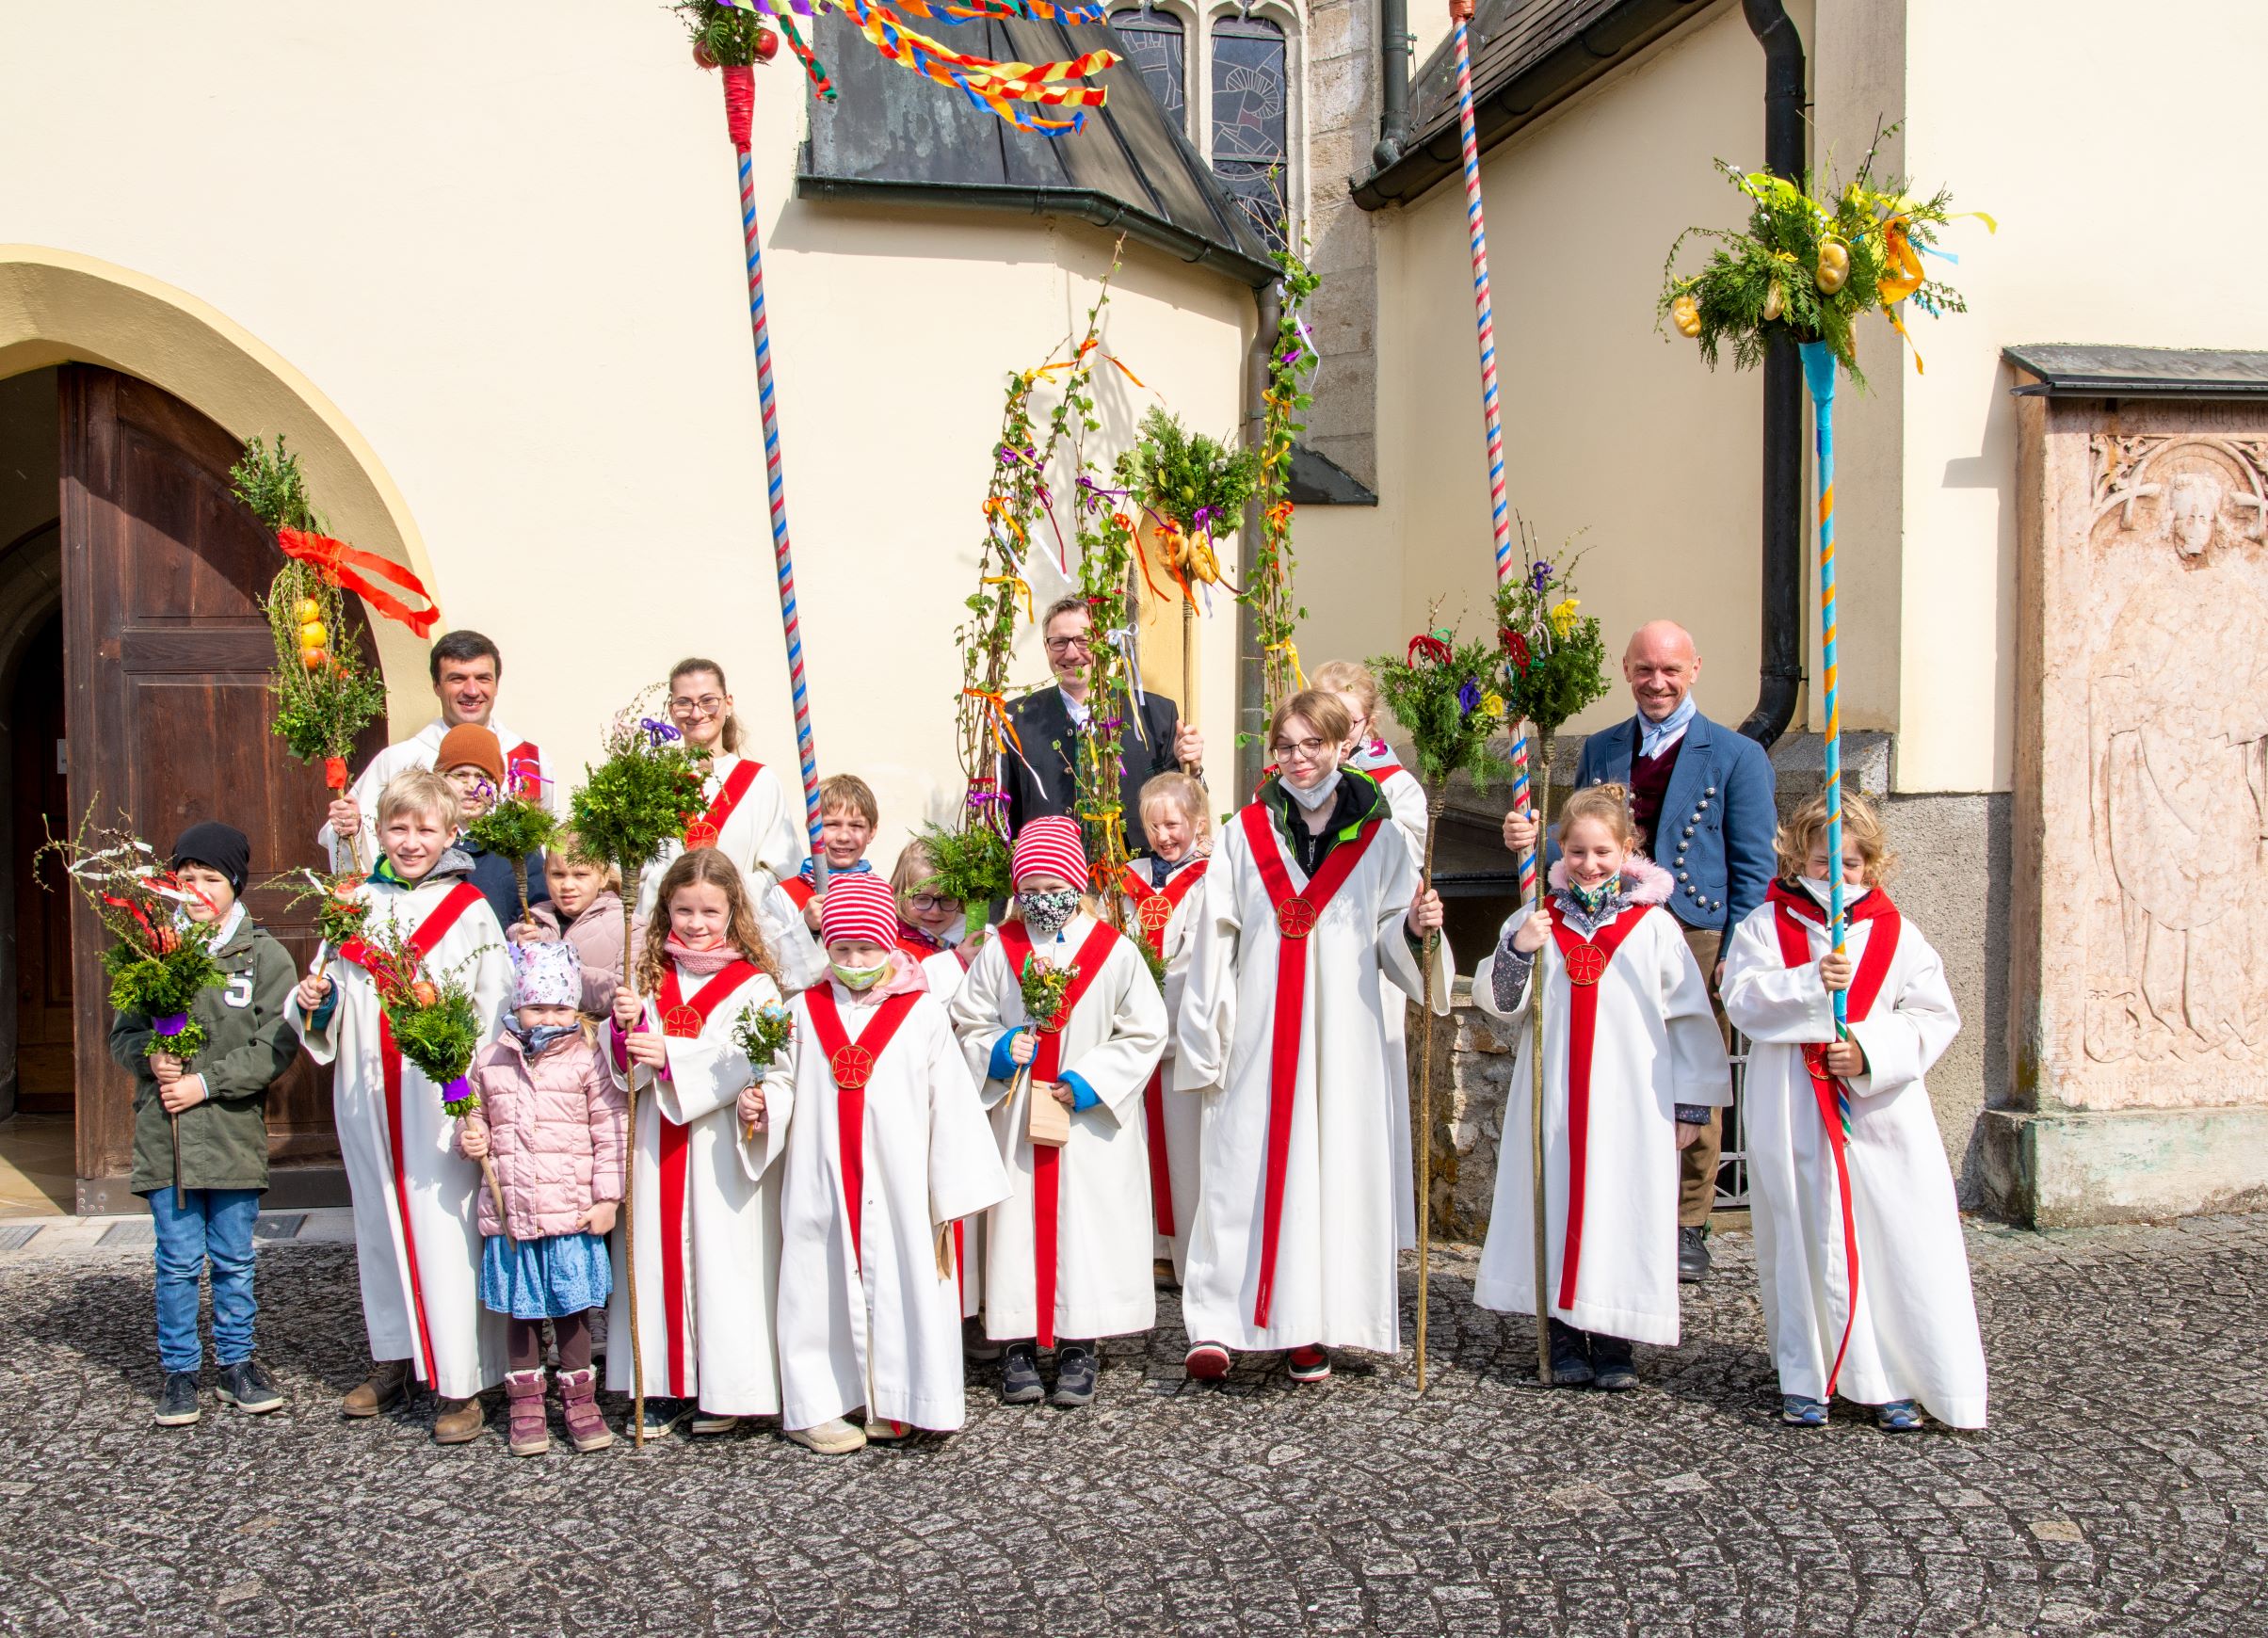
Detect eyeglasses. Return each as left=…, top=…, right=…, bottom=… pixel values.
left=1044, top=635, right=1092, bottom=654
left=1271, top=737, right=1329, bottom=761
left=907, top=892, right=950, bottom=912
left=669, top=695, right=727, bottom=716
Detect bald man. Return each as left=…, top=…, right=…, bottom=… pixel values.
left=1501, top=620, right=1775, bottom=1282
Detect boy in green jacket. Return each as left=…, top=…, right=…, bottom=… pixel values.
left=107, top=822, right=302, bottom=1427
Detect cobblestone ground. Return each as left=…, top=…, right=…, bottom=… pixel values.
left=3, top=1216, right=2266, bottom=1637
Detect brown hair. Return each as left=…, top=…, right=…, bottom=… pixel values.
left=546, top=827, right=622, bottom=892
left=818, top=773, right=878, bottom=828
left=1137, top=771, right=1211, bottom=838
left=635, top=848, right=778, bottom=995
left=1557, top=782, right=1641, bottom=853
left=668, top=657, right=742, bottom=755
left=377, top=768, right=461, bottom=834
left=1041, top=594, right=1087, bottom=634
left=1308, top=659, right=1379, bottom=718
left=1776, top=791, right=1897, bottom=886
left=1268, top=688, right=1353, bottom=750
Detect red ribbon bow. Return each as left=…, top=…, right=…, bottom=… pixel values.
left=278, top=527, right=440, bottom=638
left=1407, top=634, right=1454, bottom=667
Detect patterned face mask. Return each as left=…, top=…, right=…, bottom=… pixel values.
left=1567, top=874, right=1622, bottom=918
left=1017, top=889, right=1080, bottom=939
left=831, top=960, right=891, bottom=991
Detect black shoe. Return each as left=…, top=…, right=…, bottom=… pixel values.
left=1050, top=1342, right=1098, bottom=1407
left=1545, top=1318, right=1593, bottom=1387
left=1678, top=1224, right=1713, bottom=1284
left=216, top=1357, right=284, bottom=1415
left=1000, top=1343, right=1044, bottom=1405
left=154, top=1371, right=201, bottom=1427
left=1589, top=1332, right=1638, bottom=1392
left=639, top=1397, right=692, bottom=1438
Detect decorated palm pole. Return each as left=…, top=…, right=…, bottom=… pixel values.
left=1375, top=619, right=1505, bottom=1393
left=1660, top=136, right=1989, bottom=1031
left=1496, top=553, right=1609, bottom=1384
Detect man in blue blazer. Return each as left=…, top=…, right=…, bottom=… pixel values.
left=1502, top=620, right=1775, bottom=1282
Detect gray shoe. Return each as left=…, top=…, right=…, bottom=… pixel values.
left=1678, top=1224, right=1713, bottom=1284
left=1050, top=1343, right=1098, bottom=1407
left=1000, top=1343, right=1044, bottom=1405
left=217, top=1358, right=284, bottom=1415
left=154, top=1371, right=201, bottom=1427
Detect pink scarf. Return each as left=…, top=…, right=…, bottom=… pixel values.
left=665, top=935, right=744, bottom=978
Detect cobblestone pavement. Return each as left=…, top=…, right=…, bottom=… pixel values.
left=3, top=1215, right=2266, bottom=1637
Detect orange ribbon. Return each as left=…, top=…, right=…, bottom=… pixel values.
left=962, top=686, right=1030, bottom=767
left=981, top=496, right=1026, bottom=545
left=1877, top=216, right=1929, bottom=375
left=278, top=527, right=439, bottom=637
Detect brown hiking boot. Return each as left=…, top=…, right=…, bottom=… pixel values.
left=432, top=1395, right=488, bottom=1444
left=341, top=1358, right=410, bottom=1418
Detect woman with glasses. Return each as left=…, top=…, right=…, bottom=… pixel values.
left=1173, top=689, right=1448, bottom=1388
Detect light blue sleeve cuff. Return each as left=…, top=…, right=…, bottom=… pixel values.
left=988, top=1030, right=1022, bottom=1082
left=1060, top=1070, right=1100, bottom=1112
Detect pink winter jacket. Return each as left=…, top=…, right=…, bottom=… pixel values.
left=519, top=891, right=645, bottom=1016
left=458, top=1032, right=628, bottom=1241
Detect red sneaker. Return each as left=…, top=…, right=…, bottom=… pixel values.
left=1286, top=1344, right=1330, bottom=1384
left=1183, top=1343, right=1231, bottom=1381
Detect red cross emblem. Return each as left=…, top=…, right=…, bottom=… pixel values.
left=829, top=1043, right=875, bottom=1090
left=662, top=1005, right=704, bottom=1038
left=682, top=819, right=720, bottom=850
left=1276, top=896, right=1318, bottom=939
left=1136, top=894, right=1174, bottom=935
left=1563, top=943, right=1608, bottom=986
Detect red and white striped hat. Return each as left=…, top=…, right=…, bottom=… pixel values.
left=1011, top=815, right=1089, bottom=890
left=819, top=873, right=901, bottom=952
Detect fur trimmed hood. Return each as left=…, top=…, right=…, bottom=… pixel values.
left=1547, top=854, right=1674, bottom=906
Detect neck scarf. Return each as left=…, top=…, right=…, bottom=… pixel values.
left=799, top=856, right=874, bottom=885
left=1638, top=694, right=1698, bottom=760
left=665, top=935, right=741, bottom=977
left=1567, top=873, right=1623, bottom=919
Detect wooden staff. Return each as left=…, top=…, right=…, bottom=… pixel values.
left=1527, top=733, right=1555, bottom=1386
left=619, top=871, right=648, bottom=1448
left=1181, top=596, right=1199, bottom=775
left=479, top=1156, right=512, bottom=1245
left=1415, top=792, right=1446, bottom=1392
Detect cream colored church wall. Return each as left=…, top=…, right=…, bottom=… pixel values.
left=0, top=1, right=1251, bottom=867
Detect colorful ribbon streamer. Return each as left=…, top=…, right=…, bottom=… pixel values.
left=276, top=527, right=440, bottom=637
left=1798, top=339, right=1847, bottom=1035
left=1450, top=14, right=1513, bottom=589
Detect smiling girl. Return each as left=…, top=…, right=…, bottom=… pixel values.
left=1468, top=784, right=1729, bottom=1390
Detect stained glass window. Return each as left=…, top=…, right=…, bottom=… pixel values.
left=1210, top=13, right=1288, bottom=250
left=1110, top=8, right=1187, bottom=136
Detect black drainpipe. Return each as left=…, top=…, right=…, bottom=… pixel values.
left=1736, top=0, right=1804, bottom=748
left=1375, top=0, right=1412, bottom=169
left=1236, top=278, right=1284, bottom=799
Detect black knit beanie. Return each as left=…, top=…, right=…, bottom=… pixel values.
left=170, top=821, right=251, bottom=896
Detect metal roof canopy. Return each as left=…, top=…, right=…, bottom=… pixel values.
left=1352, top=0, right=1712, bottom=212
left=795, top=10, right=1278, bottom=288
left=2003, top=345, right=2268, bottom=399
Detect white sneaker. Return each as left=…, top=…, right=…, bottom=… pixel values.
left=688, top=1410, right=740, bottom=1437
left=784, top=1417, right=867, bottom=1455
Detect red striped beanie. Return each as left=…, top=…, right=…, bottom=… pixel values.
left=819, top=873, right=901, bottom=952
left=1011, top=815, right=1089, bottom=890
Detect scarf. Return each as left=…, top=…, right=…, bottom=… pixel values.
left=798, top=856, right=874, bottom=886
left=1638, top=694, right=1698, bottom=760
left=1566, top=872, right=1623, bottom=919
left=665, top=935, right=742, bottom=977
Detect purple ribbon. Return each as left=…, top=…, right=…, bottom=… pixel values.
left=639, top=717, right=683, bottom=747
left=153, top=1012, right=189, bottom=1037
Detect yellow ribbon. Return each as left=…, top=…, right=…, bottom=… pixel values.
left=1264, top=636, right=1307, bottom=691
left=982, top=573, right=1033, bottom=623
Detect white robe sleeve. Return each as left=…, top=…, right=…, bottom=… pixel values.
left=287, top=964, right=346, bottom=1064
left=1373, top=823, right=1452, bottom=1011
left=651, top=987, right=791, bottom=1179
left=752, top=768, right=811, bottom=887
left=759, top=879, right=829, bottom=994
left=1659, top=919, right=1733, bottom=1108
left=1845, top=929, right=1961, bottom=1100
left=1055, top=941, right=1168, bottom=1131
left=947, top=939, right=1018, bottom=1111
left=1171, top=843, right=1242, bottom=1095
left=1468, top=907, right=1540, bottom=1023
left=919, top=1009, right=1011, bottom=1226
left=1719, top=907, right=1838, bottom=1044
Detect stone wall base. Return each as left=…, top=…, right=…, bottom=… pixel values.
left=1976, top=1106, right=2268, bottom=1228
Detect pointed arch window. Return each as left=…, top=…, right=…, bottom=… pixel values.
left=1110, top=7, right=1188, bottom=136
left=1210, top=13, right=1288, bottom=250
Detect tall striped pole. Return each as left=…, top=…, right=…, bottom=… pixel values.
left=723, top=64, right=825, bottom=852
left=1798, top=341, right=1847, bottom=1043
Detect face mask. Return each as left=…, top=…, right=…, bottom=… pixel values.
left=1801, top=875, right=1868, bottom=907
left=507, top=1020, right=581, bottom=1058
left=1284, top=768, right=1343, bottom=811
left=831, top=960, right=892, bottom=991
left=1018, top=888, right=1080, bottom=939
left=1568, top=874, right=1622, bottom=917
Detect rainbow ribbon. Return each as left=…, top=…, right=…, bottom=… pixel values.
left=1799, top=340, right=1847, bottom=1052
left=722, top=66, right=824, bottom=847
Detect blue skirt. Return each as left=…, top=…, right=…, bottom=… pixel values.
left=479, top=1230, right=614, bottom=1320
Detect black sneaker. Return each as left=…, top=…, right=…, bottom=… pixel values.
left=1545, top=1318, right=1594, bottom=1387
left=1678, top=1224, right=1713, bottom=1284
left=1000, top=1342, right=1044, bottom=1405
left=639, top=1397, right=692, bottom=1438
left=154, top=1371, right=201, bottom=1427
left=1050, top=1342, right=1098, bottom=1407
left=217, top=1358, right=284, bottom=1415
left=1589, top=1332, right=1638, bottom=1392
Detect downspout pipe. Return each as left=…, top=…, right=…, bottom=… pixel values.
left=1736, top=0, right=1805, bottom=748
left=1236, top=278, right=1285, bottom=798
left=1375, top=0, right=1412, bottom=169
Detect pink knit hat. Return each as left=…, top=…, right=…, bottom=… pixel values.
left=820, top=873, right=901, bottom=952
left=1011, top=815, right=1089, bottom=890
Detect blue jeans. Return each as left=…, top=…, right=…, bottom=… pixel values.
left=149, top=1187, right=261, bottom=1373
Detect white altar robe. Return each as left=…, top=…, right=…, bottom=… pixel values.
left=771, top=982, right=1008, bottom=1431
left=606, top=959, right=792, bottom=1415
left=632, top=754, right=823, bottom=991
left=289, top=870, right=512, bottom=1399
left=1469, top=864, right=1729, bottom=1346
left=1118, top=856, right=1211, bottom=1277
left=1173, top=807, right=1449, bottom=1355
left=1721, top=892, right=1986, bottom=1426
left=949, top=913, right=1166, bottom=1343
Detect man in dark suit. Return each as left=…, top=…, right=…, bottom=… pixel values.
left=1501, top=620, right=1776, bottom=1283
left=1002, top=596, right=1203, bottom=855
